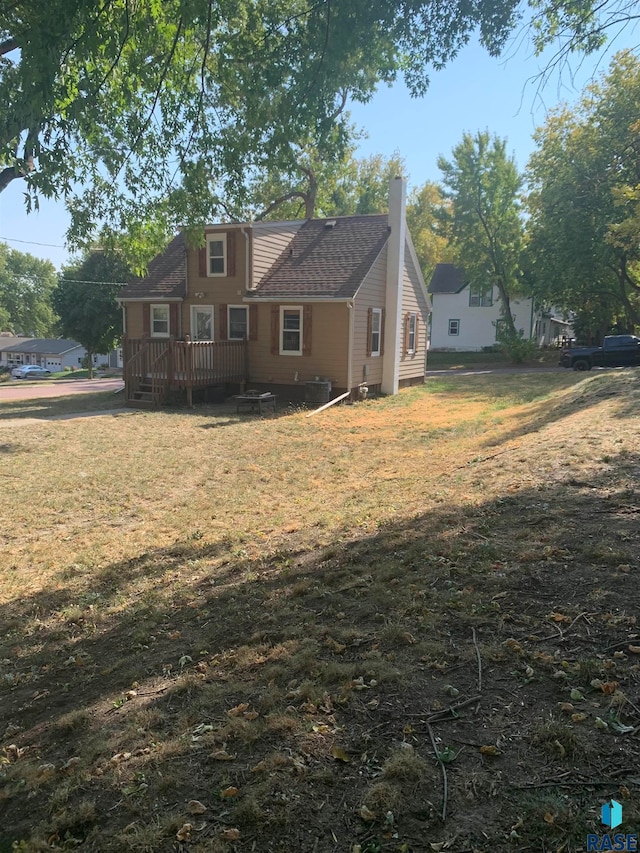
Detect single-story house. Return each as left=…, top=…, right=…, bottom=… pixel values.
left=0, top=337, right=89, bottom=371
left=427, top=264, right=572, bottom=351
left=119, top=177, right=430, bottom=406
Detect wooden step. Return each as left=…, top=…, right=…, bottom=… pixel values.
left=126, top=397, right=158, bottom=409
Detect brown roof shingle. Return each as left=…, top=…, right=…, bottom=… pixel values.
left=120, top=233, right=187, bottom=300
left=252, top=215, right=390, bottom=299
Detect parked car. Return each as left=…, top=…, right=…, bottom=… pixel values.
left=11, top=365, right=52, bottom=379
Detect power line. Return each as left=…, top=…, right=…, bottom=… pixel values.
left=0, top=236, right=66, bottom=248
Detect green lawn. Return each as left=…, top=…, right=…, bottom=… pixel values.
left=426, top=349, right=561, bottom=370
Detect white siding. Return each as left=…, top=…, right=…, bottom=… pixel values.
left=430, top=286, right=534, bottom=351
left=251, top=222, right=304, bottom=288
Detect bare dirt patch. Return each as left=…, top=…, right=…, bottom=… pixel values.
left=1, top=370, right=639, bottom=852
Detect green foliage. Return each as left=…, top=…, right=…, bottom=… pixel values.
left=2, top=1, right=630, bottom=267
left=494, top=322, right=536, bottom=363
left=526, top=50, right=640, bottom=334
left=0, top=242, right=58, bottom=335
left=406, top=181, right=455, bottom=280
left=438, top=131, right=525, bottom=338
left=0, top=0, right=526, bottom=268
left=53, top=251, right=128, bottom=378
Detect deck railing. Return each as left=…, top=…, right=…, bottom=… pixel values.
left=123, top=337, right=248, bottom=405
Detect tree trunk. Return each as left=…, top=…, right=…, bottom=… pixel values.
left=495, top=279, right=518, bottom=338
left=87, top=350, right=94, bottom=379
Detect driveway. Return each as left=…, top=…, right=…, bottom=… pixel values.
left=0, top=377, right=124, bottom=402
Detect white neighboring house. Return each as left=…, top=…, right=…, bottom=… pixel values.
left=0, top=337, right=90, bottom=371
left=427, top=264, right=572, bottom=351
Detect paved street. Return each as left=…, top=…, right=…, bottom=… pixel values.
left=0, top=377, right=124, bottom=402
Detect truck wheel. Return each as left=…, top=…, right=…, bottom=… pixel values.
left=573, top=358, right=591, bottom=371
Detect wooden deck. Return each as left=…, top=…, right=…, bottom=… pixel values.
left=123, top=337, right=248, bottom=406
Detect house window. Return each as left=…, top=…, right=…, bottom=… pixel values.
left=207, top=235, right=226, bottom=276
left=191, top=305, right=214, bottom=340
left=371, top=308, right=382, bottom=356
left=448, top=319, right=460, bottom=336
left=280, top=307, right=302, bottom=355
left=228, top=306, right=248, bottom=340
left=469, top=287, right=493, bottom=307
left=407, top=312, right=417, bottom=353
left=151, top=304, right=170, bottom=337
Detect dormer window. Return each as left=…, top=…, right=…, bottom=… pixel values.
left=207, top=234, right=226, bottom=276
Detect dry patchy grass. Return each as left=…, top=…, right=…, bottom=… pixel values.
left=1, top=369, right=639, bottom=852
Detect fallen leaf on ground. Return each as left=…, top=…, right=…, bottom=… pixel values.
left=221, top=786, right=239, bottom=798
left=331, top=744, right=350, bottom=762
left=211, top=749, right=236, bottom=761
left=176, top=823, right=192, bottom=841
left=188, top=800, right=207, bottom=814
left=479, top=745, right=501, bottom=756
left=227, top=703, right=249, bottom=717
left=221, top=828, right=241, bottom=841
left=359, top=805, right=376, bottom=822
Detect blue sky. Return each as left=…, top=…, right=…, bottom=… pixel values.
left=0, top=26, right=637, bottom=272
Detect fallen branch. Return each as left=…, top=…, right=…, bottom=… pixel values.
left=472, top=627, right=482, bottom=692
left=427, top=722, right=448, bottom=823
left=456, top=446, right=520, bottom=469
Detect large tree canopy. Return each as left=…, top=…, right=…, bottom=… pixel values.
left=0, top=242, right=58, bottom=336
left=526, top=50, right=640, bottom=337
left=1, top=0, right=634, bottom=267
left=438, top=132, right=525, bottom=345
left=53, top=251, right=128, bottom=377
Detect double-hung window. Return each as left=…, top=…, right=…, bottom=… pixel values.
left=448, top=319, right=460, bottom=336
left=151, top=304, right=170, bottom=337
left=407, top=312, right=417, bottom=353
left=207, top=235, right=226, bottom=276
left=228, top=306, right=248, bottom=340
left=280, top=307, right=302, bottom=355
left=469, top=287, right=493, bottom=307
left=370, top=308, right=382, bottom=356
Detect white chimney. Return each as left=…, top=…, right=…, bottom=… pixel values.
left=381, top=176, right=406, bottom=395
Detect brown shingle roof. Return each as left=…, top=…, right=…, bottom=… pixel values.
left=252, top=215, right=390, bottom=299
left=428, top=264, right=467, bottom=294
left=120, top=233, right=186, bottom=300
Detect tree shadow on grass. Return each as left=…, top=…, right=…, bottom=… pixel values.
left=1, top=453, right=639, bottom=851
left=480, top=370, right=640, bottom=448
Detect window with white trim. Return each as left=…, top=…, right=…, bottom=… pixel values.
left=207, top=234, right=226, bottom=276
left=151, top=304, right=170, bottom=337
left=228, top=306, right=248, bottom=340
left=191, top=305, right=214, bottom=340
left=408, top=312, right=417, bottom=353
left=469, top=286, right=493, bottom=307
left=371, top=308, right=382, bottom=356
left=448, top=319, right=460, bottom=336
left=280, top=307, right=302, bottom=355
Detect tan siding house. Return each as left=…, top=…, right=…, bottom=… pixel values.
left=251, top=222, right=304, bottom=288
left=119, top=178, right=430, bottom=406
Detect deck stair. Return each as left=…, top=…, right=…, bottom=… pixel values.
left=123, top=337, right=248, bottom=407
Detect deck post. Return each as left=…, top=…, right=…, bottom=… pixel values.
left=167, top=336, right=175, bottom=385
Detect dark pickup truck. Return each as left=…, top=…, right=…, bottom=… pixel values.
left=559, top=334, right=640, bottom=371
